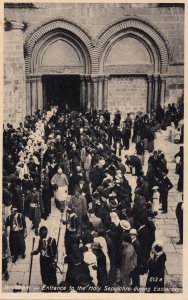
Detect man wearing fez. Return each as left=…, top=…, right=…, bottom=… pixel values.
left=32, top=226, right=57, bottom=287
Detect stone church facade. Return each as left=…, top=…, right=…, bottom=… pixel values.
left=4, top=3, right=184, bottom=126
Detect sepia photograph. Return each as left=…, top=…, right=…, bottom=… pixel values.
left=2, top=1, right=184, bottom=294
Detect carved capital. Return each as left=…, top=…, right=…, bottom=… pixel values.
left=159, top=75, right=166, bottom=82
left=85, top=75, right=91, bottom=83
left=91, top=76, right=100, bottom=84
left=153, top=74, right=160, bottom=81
left=28, top=75, right=42, bottom=82
left=147, top=74, right=153, bottom=82
left=5, top=20, right=25, bottom=31
left=98, top=75, right=105, bottom=83
left=80, top=75, right=86, bottom=83
left=104, top=75, right=110, bottom=81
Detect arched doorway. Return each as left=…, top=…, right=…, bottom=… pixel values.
left=94, top=16, right=170, bottom=116
left=25, top=19, right=92, bottom=114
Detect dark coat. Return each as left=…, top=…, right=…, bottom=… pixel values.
left=33, top=237, right=57, bottom=286
left=137, top=225, right=151, bottom=270
left=146, top=252, right=166, bottom=292
left=91, top=166, right=105, bottom=192
left=74, top=182, right=92, bottom=203
left=3, top=188, right=12, bottom=207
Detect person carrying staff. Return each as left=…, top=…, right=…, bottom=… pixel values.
left=32, top=226, right=57, bottom=287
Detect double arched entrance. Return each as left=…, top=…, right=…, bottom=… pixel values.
left=25, top=17, right=170, bottom=116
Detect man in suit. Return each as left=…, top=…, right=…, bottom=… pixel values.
left=74, top=176, right=92, bottom=205
left=137, top=219, right=151, bottom=274
left=68, top=189, right=88, bottom=235
left=130, top=228, right=141, bottom=289
left=159, top=169, right=173, bottom=213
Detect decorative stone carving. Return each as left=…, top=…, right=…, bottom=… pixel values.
left=38, top=66, right=84, bottom=74
left=104, top=64, right=154, bottom=74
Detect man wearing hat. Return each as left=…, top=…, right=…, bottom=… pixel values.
left=32, top=226, right=57, bottom=287
left=74, top=176, right=92, bottom=205
left=121, top=234, right=137, bottom=288
left=159, top=169, right=173, bottom=213
left=5, top=206, right=27, bottom=263
left=68, top=188, right=87, bottom=235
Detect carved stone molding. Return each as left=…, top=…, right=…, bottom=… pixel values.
left=4, top=20, right=24, bottom=31
left=104, top=64, right=154, bottom=74
left=38, top=65, right=84, bottom=74
left=25, top=19, right=93, bottom=74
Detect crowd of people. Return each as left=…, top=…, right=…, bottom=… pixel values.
left=2, top=101, right=183, bottom=292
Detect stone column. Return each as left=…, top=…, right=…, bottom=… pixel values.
left=160, top=75, right=166, bottom=108
left=26, top=76, right=32, bottom=115
left=147, top=75, right=153, bottom=113
left=36, top=75, right=43, bottom=111
left=91, top=76, right=99, bottom=111
left=98, top=76, right=104, bottom=111
left=30, top=76, right=38, bottom=114
left=4, top=20, right=25, bottom=126
left=80, top=75, right=86, bottom=111
left=153, top=74, right=160, bottom=110
left=103, top=75, right=110, bottom=111
left=85, top=75, right=91, bottom=111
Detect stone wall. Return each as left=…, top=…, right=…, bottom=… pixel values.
left=3, top=3, right=184, bottom=125
left=4, top=3, right=184, bottom=64
left=165, top=76, right=184, bottom=105
left=108, top=76, right=147, bottom=119
left=4, top=22, right=26, bottom=126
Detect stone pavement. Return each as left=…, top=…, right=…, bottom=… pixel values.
left=2, top=130, right=183, bottom=293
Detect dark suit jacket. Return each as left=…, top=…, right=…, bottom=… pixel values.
left=159, top=176, right=173, bottom=195
left=132, top=238, right=141, bottom=266
left=137, top=225, right=151, bottom=267
left=74, top=182, right=92, bottom=203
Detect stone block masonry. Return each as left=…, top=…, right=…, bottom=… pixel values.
left=108, top=76, right=147, bottom=119
left=3, top=3, right=184, bottom=125
left=4, top=23, right=26, bottom=126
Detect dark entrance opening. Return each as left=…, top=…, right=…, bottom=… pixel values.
left=43, top=75, right=80, bottom=111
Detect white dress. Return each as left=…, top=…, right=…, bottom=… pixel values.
left=152, top=191, right=160, bottom=212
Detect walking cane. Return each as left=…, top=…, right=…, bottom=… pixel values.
left=56, top=210, right=64, bottom=261
left=27, top=237, right=35, bottom=293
